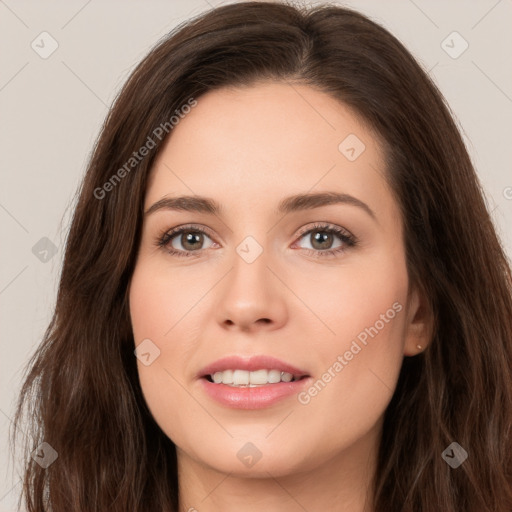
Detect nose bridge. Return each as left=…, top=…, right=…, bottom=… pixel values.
left=214, top=231, right=288, bottom=330
left=227, top=234, right=272, bottom=304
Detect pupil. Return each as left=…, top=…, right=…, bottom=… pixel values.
left=313, top=231, right=332, bottom=250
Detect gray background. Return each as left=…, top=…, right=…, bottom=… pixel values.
left=1, top=0, right=511, bottom=509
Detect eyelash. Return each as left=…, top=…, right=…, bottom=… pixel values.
left=155, top=222, right=358, bottom=259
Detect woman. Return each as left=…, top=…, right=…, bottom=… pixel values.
left=12, top=1, right=512, bottom=511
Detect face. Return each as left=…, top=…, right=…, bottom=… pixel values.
left=129, top=82, right=426, bottom=478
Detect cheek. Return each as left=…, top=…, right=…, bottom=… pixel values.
left=296, top=258, right=408, bottom=441
left=129, top=258, right=207, bottom=344
left=128, top=259, right=213, bottom=440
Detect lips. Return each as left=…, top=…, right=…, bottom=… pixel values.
left=197, top=355, right=312, bottom=409
left=198, top=355, right=310, bottom=380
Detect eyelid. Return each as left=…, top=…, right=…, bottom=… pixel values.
left=294, top=222, right=353, bottom=239
left=160, top=223, right=217, bottom=243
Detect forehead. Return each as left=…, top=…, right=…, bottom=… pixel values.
left=145, top=82, right=393, bottom=222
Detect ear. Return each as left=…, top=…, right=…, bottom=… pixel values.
left=403, top=284, right=433, bottom=357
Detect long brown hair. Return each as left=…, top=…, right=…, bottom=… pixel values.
left=12, top=1, right=512, bottom=510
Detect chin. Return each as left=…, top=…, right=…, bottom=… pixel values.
left=176, top=433, right=314, bottom=477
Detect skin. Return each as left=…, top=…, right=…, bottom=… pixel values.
left=129, top=81, right=431, bottom=512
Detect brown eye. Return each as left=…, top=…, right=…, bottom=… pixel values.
left=157, top=224, right=218, bottom=258
left=293, top=223, right=357, bottom=258
left=297, top=228, right=344, bottom=251
left=169, top=230, right=213, bottom=252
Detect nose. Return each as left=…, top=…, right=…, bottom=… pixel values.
left=215, top=245, right=288, bottom=332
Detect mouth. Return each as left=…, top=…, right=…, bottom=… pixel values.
left=198, top=355, right=310, bottom=389
left=198, top=357, right=312, bottom=409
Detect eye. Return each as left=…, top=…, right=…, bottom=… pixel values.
left=156, top=222, right=357, bottom=259
left=156, top=224, right=216, bottom=257
left=293, top=223, right=357, bottom=258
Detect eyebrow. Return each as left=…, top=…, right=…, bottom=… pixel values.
left=144, top=191, right=376, bottom=221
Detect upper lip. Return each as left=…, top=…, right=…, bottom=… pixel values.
left=198, top=355, right=310, bottom=379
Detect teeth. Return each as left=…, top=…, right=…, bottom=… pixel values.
left=268, top=369, right=281, bottom=383
left=281, top=372, right=293, bottom=382
left=233, top=369, right=249, bottom=386
left=210, top=369, right=298, bottom=386
left=248, top=369, right=268, bottom=385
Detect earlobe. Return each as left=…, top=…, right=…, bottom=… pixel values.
left=403, top=285, right=433, bottom=357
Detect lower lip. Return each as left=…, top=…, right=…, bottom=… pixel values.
left=199, top=377, right=311, bottom=409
